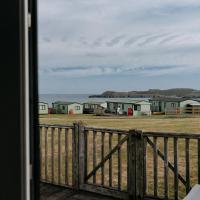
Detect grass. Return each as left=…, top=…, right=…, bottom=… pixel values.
left=39, top=114, right=200, bottom=199
left=39, top=114, right=200, bottom=133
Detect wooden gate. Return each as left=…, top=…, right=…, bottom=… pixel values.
left=77, top=125, right=145, bottom=200
left=142, top=132, right=200, bottom=200
left=39, top=124, right=146, bottom=199
left=40, top=123, right=200, bottom=200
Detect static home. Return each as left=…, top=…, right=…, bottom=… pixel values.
left=180, top=100, right=200, bottom=115
left=83, top=102, right=107, bottom=114
left=107, top=100, right=151, bottom=116
left=39, top=102, right=48, bottom=115
left=150, top=98, right=200, bottom=115
left=52, top=101, right=83, bottom=114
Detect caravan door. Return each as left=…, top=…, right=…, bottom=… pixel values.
left=128, top=107, right=133, bottom=116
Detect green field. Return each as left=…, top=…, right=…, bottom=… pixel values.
left=39, top=114, right=200, bottom=199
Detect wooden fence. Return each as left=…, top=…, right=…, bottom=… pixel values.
left=39, top=123, right=200, bottom=200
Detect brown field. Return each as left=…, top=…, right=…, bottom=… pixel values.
left=39, top=114, right=200, bottom=133
left=39, top=114, right=200, bottom=199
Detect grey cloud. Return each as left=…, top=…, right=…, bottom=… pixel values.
left=79, top=36, right=89, bottom=45
left=157, top=5, right=200, bottom=16
left=123, top=34, right=151, bottom=46
left=42, top=64, right=197, bottom=78
left=84, top=53, right=108, bottom=58
left=43, top=37, right=51, bottom=43
left=138, top=33, right=170, bottom=46
left=106, top=35, right=126, bottom=47
left=159, top=34, right=181, bottom=44
left=50, top=67, right=85, bottom=72
left=92, top=37, right=105, bottom=47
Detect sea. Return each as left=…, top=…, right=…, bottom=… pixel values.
left=39, top=94, right=149, bottom=107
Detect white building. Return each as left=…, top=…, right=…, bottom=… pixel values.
left=39, top=102, right=48, bottom=115
left=107, top=100, right=151, bottom=116
left=52, top=101, right=83, bottom=114
left=150, top=98, right=200, bottom=115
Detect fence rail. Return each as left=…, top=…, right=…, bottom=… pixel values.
left=39, top=123, right=200, bottom=200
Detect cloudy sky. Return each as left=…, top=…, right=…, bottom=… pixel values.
left=38, top=0, right=200, bottom=94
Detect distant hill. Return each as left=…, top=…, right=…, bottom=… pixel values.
left=89, top=88, right=200, bottom=98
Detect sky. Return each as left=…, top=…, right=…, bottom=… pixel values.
left=38, top=0, right=200, bottom=94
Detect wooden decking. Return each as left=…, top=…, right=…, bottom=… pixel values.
left=40, top=183, right=122, bottom=200
left=40, top=183, right=156, bottom=200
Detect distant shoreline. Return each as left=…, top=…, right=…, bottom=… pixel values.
left=89, top=95, right=152, bottom=98
left=89, top=88, right=200, bottom=98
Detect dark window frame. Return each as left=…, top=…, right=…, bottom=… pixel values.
left=1, top=0, right=39, bottom=199
left=29, top=0, right=40, bottom=199
left=75, top=105, right=81, bottom=110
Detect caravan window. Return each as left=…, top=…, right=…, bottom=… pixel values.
left=75, top=106, right=81, bottom=110
left=171, top=103, right=176, bottom=108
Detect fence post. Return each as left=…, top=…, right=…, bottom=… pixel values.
left=128, top=129, right=136, bottom=200
left=135, top=130, right=144, bottom=200
left=128, top=129, right=144, bottom=200
left=78, top=123, right=86, bottom=186
left=72, top=123, right=79, bottom=190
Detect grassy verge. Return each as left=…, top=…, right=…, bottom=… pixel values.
left=39, top=114, right=200, bottom=133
